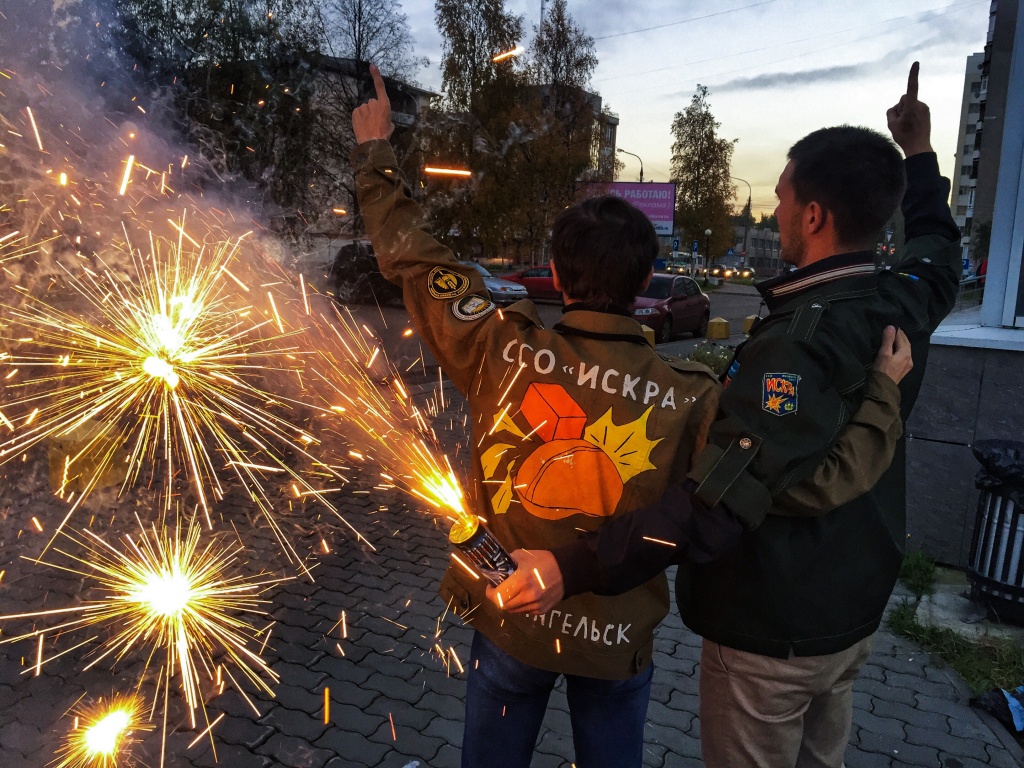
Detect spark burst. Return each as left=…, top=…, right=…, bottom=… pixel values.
left=302, top=302, right=475, bottom=527
left=0, top=215, right=369, bottom=561
left=0, top=517, right=283, bottom=736
left=55, top=694, right=151, bottom=768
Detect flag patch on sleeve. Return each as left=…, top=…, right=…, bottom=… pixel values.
left=762, top=373, right=799, bottom=416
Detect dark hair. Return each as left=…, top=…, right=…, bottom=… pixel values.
left=787, top=126, right=906, bottom=248
left=550, top=195, right=658, bottom=310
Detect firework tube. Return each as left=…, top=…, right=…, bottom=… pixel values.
left=449, top=518, right=517, bottom=586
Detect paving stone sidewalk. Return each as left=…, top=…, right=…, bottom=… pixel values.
left=1, top=389, right=1022, bottom=767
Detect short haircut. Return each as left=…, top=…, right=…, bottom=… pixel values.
left=787, top=126, right=906, bottom=248
left=550, top=195, right=658, bottom=310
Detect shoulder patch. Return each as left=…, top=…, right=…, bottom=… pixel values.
left=452, top=294, right=496, bottom=321
left=428, top=266, right=471, bottom=300
left=763, top=373, right=799, bottom=416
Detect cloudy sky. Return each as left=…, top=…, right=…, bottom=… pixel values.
left=399, top=0, right=991, bottom=216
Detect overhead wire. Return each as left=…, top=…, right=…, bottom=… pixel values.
left=593, top=0, right=779, bottom=41
left=599, top=0, right=988, bottom=98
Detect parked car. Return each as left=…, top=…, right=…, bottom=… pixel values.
left=330, top=241, right=403, bottom=305
left=505, top=266, right=561, bottom=301
left=631, top=274, right=711, bottom=343
left=460, top=261, right=529, bottom=305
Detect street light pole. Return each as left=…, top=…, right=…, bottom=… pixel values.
left=703, top=228, right=712, bottom=285
left=616, top=148, right=644, bottom=183
left=733, top=176, right=752, bottom=268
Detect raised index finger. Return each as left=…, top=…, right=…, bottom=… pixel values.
left=906, top=61, right=919, bottom=101
left=369, top=64, right=388, bottom=103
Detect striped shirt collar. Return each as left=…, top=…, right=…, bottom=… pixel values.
left=758, top=250, right=876, bottom=309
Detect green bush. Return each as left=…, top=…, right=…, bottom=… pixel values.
left=687, top=340, right=734, bottom=377
left=899, top=549, right=937, bottom=600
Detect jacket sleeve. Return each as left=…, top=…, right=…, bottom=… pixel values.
left=883, top=152, right=962, bottom=335
left=771, top=370, right=902, bottom=516
left=551, top=369, right=903, bottom=598
left=352, top=139, right=506, bottom=394
left=551, top=482, right=743, bottom=598
left=684, top=333, right=851, bottom=530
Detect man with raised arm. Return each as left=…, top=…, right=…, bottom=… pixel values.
left=351, top=64, right=915, bottom=768
left=493, top=63, right=960, bottom=767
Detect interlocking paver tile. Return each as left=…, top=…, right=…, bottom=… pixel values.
left=905, top=724, right=990, bottom=761
left=845, top=746, right=894, bottom=768
left=256, top=732, right=336, bottom=767
left=260, top=704, right=330, bottom=743
left=213, top=713, right=275, bottom=749
left=366, top=696, right=435, bottom=732
left=366, top=720, right=445, bottom=762
left=315, top=727, right=392, bottom=766
left=662, top=752, right=703, bottom=768
left=855, top=728, right=940, bottom=766
left=193, top=743, right=274, bottom=768
left=421, top=714, right=463, bottom=748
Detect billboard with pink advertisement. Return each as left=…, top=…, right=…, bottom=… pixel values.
left=583, top=182, right=676, bottom=236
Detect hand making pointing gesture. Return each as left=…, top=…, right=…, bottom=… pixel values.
left=352, top=64, right=394, bottom=145
left=887, top=61, right=932, bottom=157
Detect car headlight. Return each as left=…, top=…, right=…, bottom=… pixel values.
left=633, top=307, right=657, bottom=316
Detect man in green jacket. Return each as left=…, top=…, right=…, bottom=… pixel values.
left=353, top=64, right=912, bottom=768
left=496, top=63, right=958, bottom=767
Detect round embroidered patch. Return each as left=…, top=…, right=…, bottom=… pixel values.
left=428, top=266, right=471, bottom=300
left=452, top=294, right=496, bottom=321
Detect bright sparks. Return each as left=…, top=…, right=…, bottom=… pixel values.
left=423, top=166, right=472, bottom=177
left=0, top=519, right=284, bottom=726
left=492, top=45, right=525, bottom=62
left=303, top=306, right=474, bottom=526
left=0, top=215, right=366, bottom=560
left=55, top=694, right=151, bottom=768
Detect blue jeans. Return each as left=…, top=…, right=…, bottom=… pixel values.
left=462, top=631, right=653, bottom=768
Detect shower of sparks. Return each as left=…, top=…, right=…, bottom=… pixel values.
left=300, top=301, right=475, bottom=528
left=0, top=215, right=369, bottom=560
left=55, top=694, right=152, bottom=768
left=0, top=517, right=284, bottom=733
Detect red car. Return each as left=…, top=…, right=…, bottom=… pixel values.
left=632, top=274, right=711, bottom=343
left=505, top=266, right=561, bottom=301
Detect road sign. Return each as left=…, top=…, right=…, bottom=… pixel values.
left=885, top=228, right=894, bottom=243
left=692, top=240, right=699, bottom=253
left=672, top=237, right=680, bottom=251
left=726, top=248, right=735, bottom=257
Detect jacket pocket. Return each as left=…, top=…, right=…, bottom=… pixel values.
left=439, top=568, right=474, bottom=615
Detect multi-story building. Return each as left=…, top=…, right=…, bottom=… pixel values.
left=732, top=225, right=782, bottom=276
left=951, top=52, right=985, bottom=266
left=972, top=0, right=1019, bottom=255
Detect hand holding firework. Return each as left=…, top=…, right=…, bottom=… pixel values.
left=449, top=518, right=517, bottom=588
left=486, top=548, right=564, bottom=613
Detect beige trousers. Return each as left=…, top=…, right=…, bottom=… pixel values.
left=699, top=635, right=874, bottom=768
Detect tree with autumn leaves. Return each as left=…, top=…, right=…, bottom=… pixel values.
left=670, top=85, right=737, bottom=269
left=419, top=0, right=607, bottom=264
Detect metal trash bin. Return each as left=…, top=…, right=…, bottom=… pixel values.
left=967, top=440, right=1024, bottom=625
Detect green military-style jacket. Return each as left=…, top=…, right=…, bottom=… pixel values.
left=680, top=153, right=962, bottom=657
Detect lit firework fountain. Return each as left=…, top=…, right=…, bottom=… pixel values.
left=54, top=694, right=151, bottom=768
left=0, top=213, right=375, bottom=563
left=1, top=516, right=284, bottom=761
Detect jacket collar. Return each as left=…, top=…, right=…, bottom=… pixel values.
left=554, top=307, right=649, bottom=344
left=758, top=250, right=876, bottom=311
